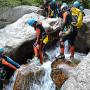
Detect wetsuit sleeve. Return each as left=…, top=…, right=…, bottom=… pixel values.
left=2, top=59, right=17, bottom=70
left=6, top=56, right=20, bottom=68
left=36, top=28, right=40, bottom=43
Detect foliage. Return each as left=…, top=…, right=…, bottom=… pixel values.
left=0, top=0, right=90, bottom=8
left=0, top=0, right=43, bottom=8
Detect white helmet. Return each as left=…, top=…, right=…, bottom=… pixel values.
left=61, top=4, right=68, bottom=11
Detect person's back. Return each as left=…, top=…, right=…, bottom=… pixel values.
left=35, top=23, right=46, bottom=39
left=71, top=1, right=83, bottom=29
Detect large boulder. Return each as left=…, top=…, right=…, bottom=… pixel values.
left=75, top=15, right=90, bottom=53
left=51, top=59, right=75, bottom=90
left=84, top=9, right=90, bottom=16
left=61, top=52, right=90, bottom=90
left=13, top=63, right=45, bottom=90
left=0, top=5, right=43, bottom=28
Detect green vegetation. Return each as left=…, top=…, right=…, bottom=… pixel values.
left=0, top=0, right=90, bottom=8
left=0, top=0, right=43, bottom=8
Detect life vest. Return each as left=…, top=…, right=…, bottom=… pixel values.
left=71, top=7, right=83, bottom=28
left=36, top=23, right=48, bottom=44
left=36, top=23, right=46, bottom=39
left=49, top=10, right=54, bottom=17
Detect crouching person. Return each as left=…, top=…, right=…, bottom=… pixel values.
left=0, top=47, right=20, bottom=90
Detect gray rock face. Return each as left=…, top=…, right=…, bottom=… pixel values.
left=75, top=15, right=90, bottom=53
left=84, top=9, right=90, bottom=16
left=0, top=13, right=62, bottom=51
left=61, top=52, right=90, bottom=90
left=0, top=5, right=43, bottom=28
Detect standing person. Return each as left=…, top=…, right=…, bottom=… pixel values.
left=0, top=47, right=19, bottom=90
left=27, top=19, right=48, bottom=64
left=49, top=0, right=58, bottom=18
left=71, top=1, right=83, bottom=29
left=43, top=0, right=51, bottom=17
left=57, top=4, right=78, bottom=62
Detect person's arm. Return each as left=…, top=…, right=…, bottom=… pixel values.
left=61, top=12, right=68, bottom=31
left=2, top=58, right=17, bottom=70
left=5, top=56, right=20, bottom=68
left=36, top=28, right=40, bottom=43
left=59, top=12, right=68, bottom=37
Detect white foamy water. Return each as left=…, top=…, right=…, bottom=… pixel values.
left=29, top=61, right=55, bottom=90
left=4, top=71, right=18, bottom=90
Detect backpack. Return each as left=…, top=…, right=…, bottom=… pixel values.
left=71, top=7, right=83, bottom=28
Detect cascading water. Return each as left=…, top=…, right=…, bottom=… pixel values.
left=30, top=61, right=55, bottom=90
left=4, top=41, right=86, bottom=90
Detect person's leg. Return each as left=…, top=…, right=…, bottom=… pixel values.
left=39, top=41, right=43, bottom=64
left=0, top=80, right=3, bottom=90
left=33, top=42, right=39, bottom=57
left=59, top=36, right=67, bottom=59
left=60, top=39, right=64, bottom=56
left=69, top=27, right=78, bottom=59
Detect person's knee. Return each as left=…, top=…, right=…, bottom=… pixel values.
left=60, top=41, right=64, bottom=48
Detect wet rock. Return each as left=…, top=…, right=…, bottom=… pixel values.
left=0, top=13, right=62, bottom=64
left=0, top=5, right=43, bottom=28
left=84, top=9, right=90, bottom=16
left=13, top=63, right=45, bottom=90
left=51, top=59, right=74, bottom=89
left=51, top=68, right=68, bottom=89
left=75, top=15, right=90, bottom=53
left=61, top=52, right=90, bottom=90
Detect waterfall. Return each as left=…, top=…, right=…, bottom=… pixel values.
left=30, top=61, right=55, bottom=90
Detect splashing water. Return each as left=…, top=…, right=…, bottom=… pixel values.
left=30, top=61, right=55, bottom=90
left=4, top=71, right=18, bottom=90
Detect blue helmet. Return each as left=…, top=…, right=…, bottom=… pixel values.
left=80, top=6, right=84, bottom=11
left=52, top=0, right=56, bottom=3
left=27, top=19, right=36, bottom=26
left=73, top=1, right=80, bottom=8
left=0, top=47, right=4, bottom=54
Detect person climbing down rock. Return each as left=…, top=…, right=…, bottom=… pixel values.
left=57, top=3, right=78, bottom=62
left=0, top=47, right=20, bottom=90
left=27, top=19, right=48, bottom=65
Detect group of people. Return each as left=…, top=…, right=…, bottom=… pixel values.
left=0, top=0, right=84, bottom=89
left=27, top=0, right=84, bottom=64
left=44, top=0, right=84, bottom=18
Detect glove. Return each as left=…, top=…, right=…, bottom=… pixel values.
left=62, top=31, right=70, bottom=36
